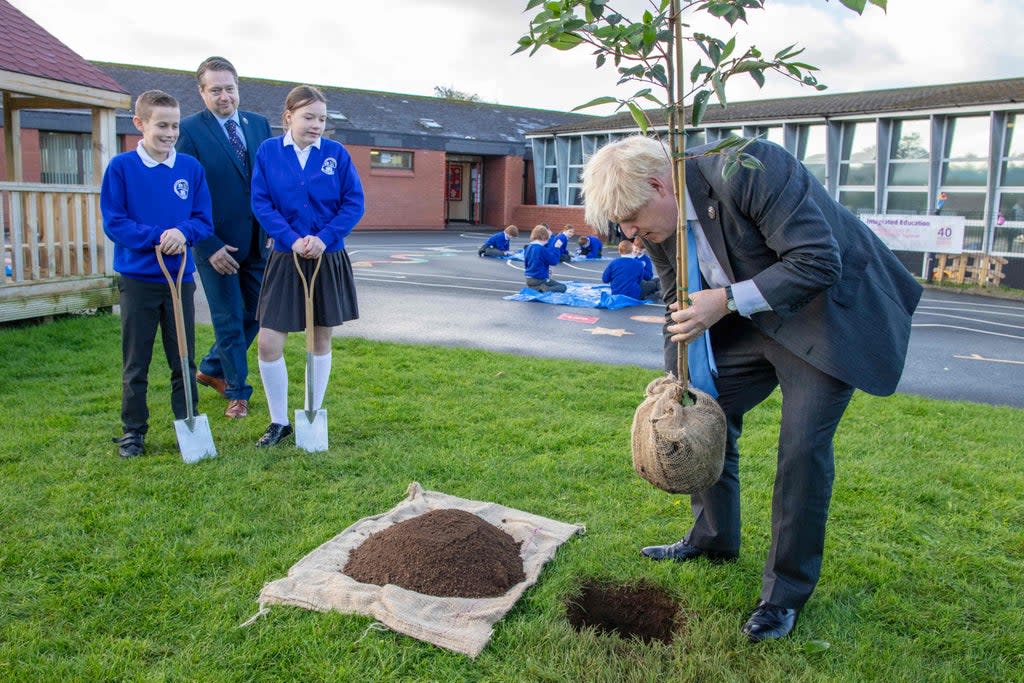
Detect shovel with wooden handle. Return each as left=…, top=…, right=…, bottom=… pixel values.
left=156, top=248, right=218, bottom=464
left=293, top=251, right=328, bottom=452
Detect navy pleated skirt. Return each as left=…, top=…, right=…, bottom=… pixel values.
left=257, top=249, right=359, bottom=332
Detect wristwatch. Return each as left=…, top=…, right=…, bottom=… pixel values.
left=724, top=285, right=738, bottom=313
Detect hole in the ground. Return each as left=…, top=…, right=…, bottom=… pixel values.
left=565, top=581, right=681, bottom=644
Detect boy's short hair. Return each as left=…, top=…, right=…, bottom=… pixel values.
left=618, top=240, right=634, bottom=256
left=196, top=56, right=238, bottom=85
left=134, top=90, right=179, bottom=121
left=582, top=135, right=671, bottom=232
left=530, top=224, right=550, bottom=242
left=504, top=224, right=520, bottom=237
left=578, top=236, right=589, bottom=246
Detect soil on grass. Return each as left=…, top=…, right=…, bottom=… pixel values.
left=343, top=508, right=526, bottom=598
left=566, top=582, right=680, bottom=644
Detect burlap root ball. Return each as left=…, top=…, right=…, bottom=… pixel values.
left=631, top=374, right=727, bottom=494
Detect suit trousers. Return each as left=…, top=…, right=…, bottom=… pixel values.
left=674, top=314, right=854, bottom=609
left=195, top=238, right=265, bottom=400
left=118, top=277, right=198, bottom=433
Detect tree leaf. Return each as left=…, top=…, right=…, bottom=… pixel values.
left=836, top=0, right=867, bottom=13
left=691, top=90, right=711, bottom=127
left=626, top=101, right=649, bottom=135
left=803, top=640, right=832, bottom=654
left=571, top=95, right=619, bottom=111
left=525, top=0, right=546, bottom=10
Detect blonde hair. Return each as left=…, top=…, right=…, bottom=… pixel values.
left=504, top=224, right=520, bottom=237
left=530, top=224, right=550, bottom=242
left=582, top=135, right=672, bottom=231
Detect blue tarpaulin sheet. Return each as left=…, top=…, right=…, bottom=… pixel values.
left=504, top=281, right=654, bottom=309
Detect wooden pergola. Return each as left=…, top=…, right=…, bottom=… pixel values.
left=0, top=0, right=131, bottom=322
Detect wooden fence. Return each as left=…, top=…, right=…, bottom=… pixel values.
left=1, top=182, right=117, bottom=322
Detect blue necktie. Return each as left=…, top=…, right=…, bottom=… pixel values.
left=224, top=119, right=248, bottom=172
left=686, top=220, right=719, bottom=398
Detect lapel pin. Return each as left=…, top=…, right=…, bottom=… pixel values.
left=242, top=117, right=248, bottom=125
left=707, top=206, right=717, bottom=220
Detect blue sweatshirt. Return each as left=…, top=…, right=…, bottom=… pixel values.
left=251, top=136, right=365, bottom=253
left=602, top=255, right=646, bottom=299
left=524, top=241, right=563, bottom=280
left=482, top=231, right=511, bottom=251
left=100, top=150, right=213, bottom=282
left=578, top=235, right=603, bottom=258
left=638, top=252, right=654, bottom=280
left=547, top=232, right=570, bottom=256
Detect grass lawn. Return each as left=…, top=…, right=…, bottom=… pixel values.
left=1, top=313, right=1022, bottom=682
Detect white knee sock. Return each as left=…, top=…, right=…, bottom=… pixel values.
left=259, top=357, right=289, bottom=425
left=311, top=352, right=332, bottom=411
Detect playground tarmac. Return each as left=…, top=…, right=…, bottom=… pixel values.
left=195, top=229, right=1024, bottom=409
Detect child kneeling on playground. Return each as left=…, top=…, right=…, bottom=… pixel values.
left=478, top=224, right=519, bottom=257
left=576, top=234, right=603, bottom=259
left=602, top=240, right=660, bottom=300
left=100, top=90, right=214, bottom=458
left=523, top=224, right=567, bottom=293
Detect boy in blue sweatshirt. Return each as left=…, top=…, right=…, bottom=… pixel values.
left=100, top=90, right=214, bottom=458
left=602, top=239, right=660, bottom=300
left=478, top=224, right=519, bottom=257
left=524, top=224, right=567, bottom=293
left=576, top=234, right=603, bottom=259
left=547, top=224, right=574, bottom=263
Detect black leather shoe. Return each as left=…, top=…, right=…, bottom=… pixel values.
left=113, top=431, right=145, bottom=458
left=640, top=539, right=738, bottom=563
left=256, top=423, right=293, bottom=447
left=741, top=601, right=798, bottom=642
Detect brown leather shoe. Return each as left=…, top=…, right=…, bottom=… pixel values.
left=196, top=372, right=228, bottom=398
left=224, top=399, right=249, bottom=419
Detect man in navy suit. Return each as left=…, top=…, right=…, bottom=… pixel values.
left=177, top=57, right=272, bottom=419
left=582, top=136, right=922, bottom=641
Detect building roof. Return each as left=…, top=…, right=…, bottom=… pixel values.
left=0, top=0, right=125, bottom=94
left=528, top=77, right=1024, bottom=136
left=95, top=62, right=593, bottom=157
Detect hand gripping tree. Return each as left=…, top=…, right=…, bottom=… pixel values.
left=517, top=0, right=886, bottom=493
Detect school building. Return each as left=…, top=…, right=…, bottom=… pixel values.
left=526, top=78, right=1024, bottom=288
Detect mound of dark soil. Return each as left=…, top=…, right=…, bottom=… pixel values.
left=343, top=508, right=526, bottom=598
left=565, top=582, right=680, bottom=644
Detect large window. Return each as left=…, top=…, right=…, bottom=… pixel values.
left=797, top=124, right=827, bottom=184
left=566, top=137, right=583, bottom=206
left=884, top=119, right=930, bottom=215
left=940, top=116, right=990, bottom=249
left=40, top=132, right=93, bottom=185
left=542, top=139, right=558, bottom=205
left=370, top=149, right=413, bottom=170
left=994, top=113, right=1024, bottom=254
left=838, top=121, right=877, bottom=212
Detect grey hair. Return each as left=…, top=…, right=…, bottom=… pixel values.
left=582, top=135, right=672, bottom=232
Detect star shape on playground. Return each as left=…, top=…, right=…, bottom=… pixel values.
left=583, top=326, right=633, bottom=337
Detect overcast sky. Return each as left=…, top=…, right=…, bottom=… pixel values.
left=9, top=0, right=1024, bottom=115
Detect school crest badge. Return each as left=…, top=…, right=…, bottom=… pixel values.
left=321, top=158, right=337, bottom=176
left=173, top=179, right=189, bottom=200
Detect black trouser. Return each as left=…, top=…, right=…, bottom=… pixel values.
left=667, top=314, right=855, bottom=609
left=118, top=277, right=198, bottom=434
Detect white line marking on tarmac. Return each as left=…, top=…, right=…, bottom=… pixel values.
left=912, top=312, right=1024, bottom=330
left=923, top=298, right=1024, bottom=311
left=917, top=305, right=1024, bottom=319
left=952, top=353, right=1024, bottom=365
left=911, top=323, right=1024, bottom=340
left=352, top=277, right=513, bottom=294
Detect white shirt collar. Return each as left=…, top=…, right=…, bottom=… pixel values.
left=684, top=189, right=698, bottom=221
left=283, top=130, right=321, bottom=151
left=213, top=110, right=242, bottom=127
left=135, top=140, right=176, bottom=168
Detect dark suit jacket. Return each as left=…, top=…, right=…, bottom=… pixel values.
left=177, top=109, right=272, bottom=263
left=647, top=139, right=923, bottom=397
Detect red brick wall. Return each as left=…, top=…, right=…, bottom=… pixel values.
left=0, top=129, right=41, bottom=181
left=348, top=144, right=446, bottom=230
left=510, top=205, right=596, bottom=235
left=482, top=155, right=524, bottom=228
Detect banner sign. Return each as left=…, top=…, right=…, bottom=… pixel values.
left=860, top=214, right=966, bottom=253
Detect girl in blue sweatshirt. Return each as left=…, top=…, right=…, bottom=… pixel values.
left=250, top=85, right=366, bottom=447
left=523, top=224, right=567, bottom=293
